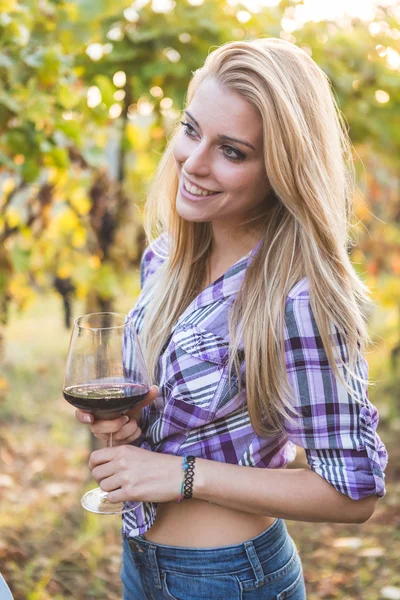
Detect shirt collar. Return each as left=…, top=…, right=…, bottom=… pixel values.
left=174, top=239, right=261, bottom=327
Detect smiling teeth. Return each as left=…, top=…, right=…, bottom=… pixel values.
left=184, top=179, right=216, bottom=196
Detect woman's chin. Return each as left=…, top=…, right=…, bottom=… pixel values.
left=176, top=197, right=210, bottom=223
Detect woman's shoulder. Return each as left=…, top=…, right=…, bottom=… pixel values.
left=143, top=232, right=170, bottom=262
left=284, top=278, right=314, bottom=337
left=140, top=232, right=169, bottom=288
left=285, top=277, right=309, bottom=304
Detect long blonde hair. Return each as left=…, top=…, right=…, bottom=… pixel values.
left=140, top=38, right=371, bottom=436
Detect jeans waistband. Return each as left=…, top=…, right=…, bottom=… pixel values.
left=127, top=518, right=288, bottom=576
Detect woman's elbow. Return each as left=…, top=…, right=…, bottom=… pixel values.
left=352, top=494, right=378, bottom=523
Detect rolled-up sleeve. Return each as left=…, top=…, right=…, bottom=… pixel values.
left=283, top=281, right=388, bottom=500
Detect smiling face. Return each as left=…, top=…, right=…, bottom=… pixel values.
left=173, top=77, right=270, bottom=234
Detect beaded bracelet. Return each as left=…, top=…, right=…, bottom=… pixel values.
left=177, top=455, right=196, bottom=502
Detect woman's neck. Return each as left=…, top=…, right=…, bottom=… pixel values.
left=209, top=227, right=261, bottom=266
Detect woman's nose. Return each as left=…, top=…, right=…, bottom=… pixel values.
left=183, top=143, right=211, bottom=177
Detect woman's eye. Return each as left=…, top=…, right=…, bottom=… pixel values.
left=223, top=146, right=245, bottom=162
left=180, top=121, right=196, bottom=136
left=179, top=121, right=245, bottom=162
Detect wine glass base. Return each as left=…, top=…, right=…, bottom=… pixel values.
left=81, top=488, right=139, bottom=515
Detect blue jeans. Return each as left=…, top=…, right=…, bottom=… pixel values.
left=121, top=518, right=306, bottom=599
left=0, top=574, right=14, bottom=600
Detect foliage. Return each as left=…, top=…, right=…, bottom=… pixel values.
left=0, top=0, right=399, bottom=325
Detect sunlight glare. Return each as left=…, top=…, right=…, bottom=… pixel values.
left=150, top=86, right=164, bottom=98
left=179, top=33, right=192, bottom=43
left=113, top=71, right=127, bottom=87
left=375, top=90, right=390, bottom=103
left=87, top=87, right=102, bottom=108
left=152, top=0, right=176, bottom=12
left=114, top=90, right=126, bottom=101
left=160, top=97, right=173, bottom=109
left=236, top=10, right=252, bottom=22
left=109, top=104, right=123, bottom=119
left=228, top=0, right=398, bottom=23
left=85, top=44, right=104, bottom=61
left=124, top=7, right=140, bottom=21
left=138, top=97, right=154, bottom=115
left=259, top=0, right=281, bottom=6
left=386, top=47, right=400, bottom=69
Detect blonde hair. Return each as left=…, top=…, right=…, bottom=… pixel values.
left=140, top=38, right=371, bottom=436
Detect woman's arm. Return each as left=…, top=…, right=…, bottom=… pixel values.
left=193, top=458, right=378, bottom=524
left=88, top=445, right=377, bottom=524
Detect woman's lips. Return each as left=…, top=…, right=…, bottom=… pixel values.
left=179, top=177, right=222, bottom=202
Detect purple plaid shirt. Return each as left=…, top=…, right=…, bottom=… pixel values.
left=122, top=234, right=388, bottom=538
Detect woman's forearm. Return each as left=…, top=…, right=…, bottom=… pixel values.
left=193, top=458, right=377, bottom=524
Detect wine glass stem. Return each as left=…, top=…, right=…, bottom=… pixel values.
left=106, top=432, right=113, bottom=448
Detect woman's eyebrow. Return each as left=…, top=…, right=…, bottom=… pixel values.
left=184, top=110, right=256, bottom=151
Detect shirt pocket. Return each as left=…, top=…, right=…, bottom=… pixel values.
left=163, top=324, right=230, bottom=429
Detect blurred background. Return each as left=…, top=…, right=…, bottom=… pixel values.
left=0, top=0, right=399, bottom=598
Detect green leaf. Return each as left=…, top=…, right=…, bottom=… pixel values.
left=0, top=92, right=21, bottom=113
left=57, top=84, right=81, bottom=109
left=21, top=159, right=41, bottom=182
left=93, top=74, right=115, bottom=107
left=0, top=53, right=14, bottom=69
left=47, top=147, right=69, bottom=169
left=11, top=245, right=31, bottom=272
left=93, top=262, right=119, bottom=300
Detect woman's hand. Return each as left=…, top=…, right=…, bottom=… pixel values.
left=74, top=385, right=159, bottom=446
left=88, top=445, right=182, bottom=504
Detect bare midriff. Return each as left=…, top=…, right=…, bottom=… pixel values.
left=143, top=499, right=276, bottom=547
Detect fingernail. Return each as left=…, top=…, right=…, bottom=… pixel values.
left=123, top=416, right=130, bottom=424
left=83, top=415, right=92, bottom=423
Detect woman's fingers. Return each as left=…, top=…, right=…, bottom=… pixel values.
left=75, top=386, right=158, bottom=428
left=126, top=385, right=158, bottom=422
left=75, top=387, right=155, bottom=446
left=75, top=409, right=141, bottom=443
left=99, top=474, right=124, bottom=494
left=113, top=418, right=141, bottom=442
left=88, top=417, right=142, bottom=445
left=75, top=409, right=93, bottom=424
left=90, top=415, right=130, bottom=436
left=75, top=410, right=136, bottom=436
left=91, top=461, right=116, bottom=482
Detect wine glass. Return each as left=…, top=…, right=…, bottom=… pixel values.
left=63, top=312, right=150, bottom=514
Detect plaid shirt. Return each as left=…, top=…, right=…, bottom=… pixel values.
left=122, top=234, right=388, bottom=539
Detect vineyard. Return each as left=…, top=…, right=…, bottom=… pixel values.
left=1, top=0, right=400, bottom=598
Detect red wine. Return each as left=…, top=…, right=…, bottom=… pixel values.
left=63, top=380, right=149, bottom=418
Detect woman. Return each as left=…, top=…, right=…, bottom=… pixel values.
left=76, top=38, right=388, bottom=599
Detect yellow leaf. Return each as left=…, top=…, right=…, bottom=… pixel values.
left=72, top=228, right=86, bottom=248
left=70, top=188, right=91, bottom=215
left=135, top=152, right=156, bottom=175
left=5, top=208, right=20, bottom=228
left=89, top=255, right=101, bottom=269
left=55, top=209, right=79, bottom=232
left=9, top=274, right=35, bottom=309
left=126, top=123, right=151, bottom=150
left=0, top=0, right=18, bottom=12
left=57, top=266, right=72, bottom=278
left=376, top=278, right=400, bottom=308
left=0, top=377, right=9, bottom=391
left=63, top=1, right=79, bottom=20
left=76, top=282, right=88, bottom=299
left=1, top=177, right=16, bottom=197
